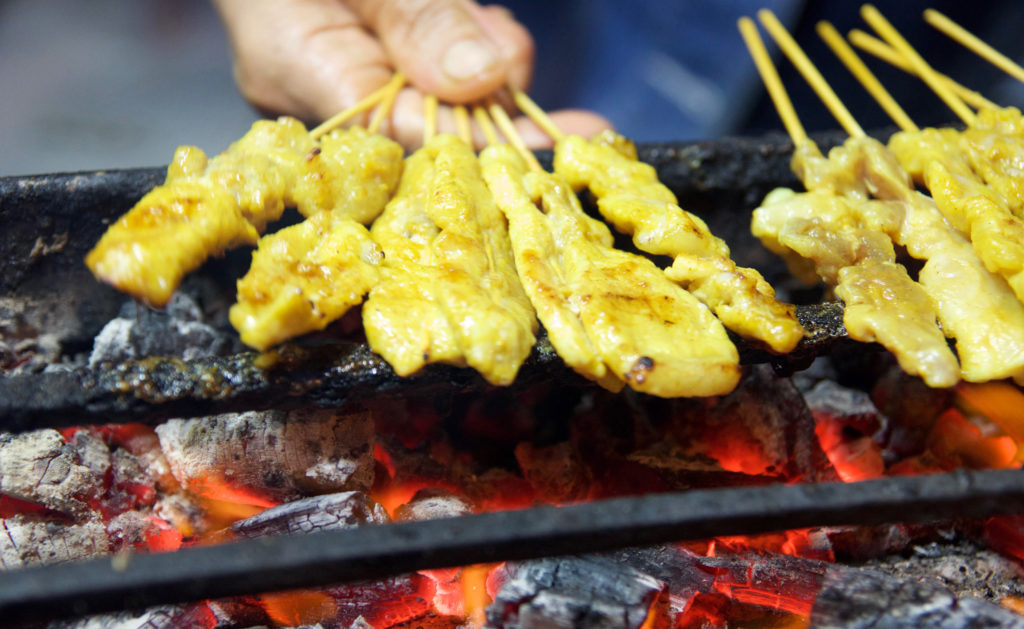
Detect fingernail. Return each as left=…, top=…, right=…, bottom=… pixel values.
left=442, top=39, right=498, bottom=81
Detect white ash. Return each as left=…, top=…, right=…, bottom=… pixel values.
left=104, top=510, right=168, bottom=553
left=153, top=491, right=209, bottom=537
left=0, top=514, right=110, bottom=569
left=67, top=430, right=114, bottom=480
left=868, top=540, right=1024, bottom=602
left=394, top=488, right=474, bottom=522
left=155, top=407, right=375, bottom=504
left=49, top=602, right=218, bottom=629
left=0, top=429, right=104, bottom=518
left=88, top=293, right=240, bottom=366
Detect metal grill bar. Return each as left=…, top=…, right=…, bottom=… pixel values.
left=2, top=468, right=1022, bottom=625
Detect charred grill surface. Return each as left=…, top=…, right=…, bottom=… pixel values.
left=1, top=468, right=1022, bottom=626
left=0, top=312, right=855, bottom=431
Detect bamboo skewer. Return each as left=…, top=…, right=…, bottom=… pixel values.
left=512, top=89, right=564, bottom=142
left=738, top=16, right=807, bottom=146
left=847, top=29, right=999, bottom=112
left=489, top=103, right=543, bottom=172
left=453, top=105, right=473, bottom=145
left=310, top=73, right=405, bottom=140
left=758, top=9, right=865, bottom=138
left=861, top=5, right=977, bottom=127
left=924, top=8, right=1024, bottom=84
left=423, top=94, right=438, bottom=145
left=367, top=74, right=406, bottom=135
left=473, top=106, right=501, bottom=147
left=818, top=21, right=918, bottom=133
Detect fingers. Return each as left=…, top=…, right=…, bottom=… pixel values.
left=213, top=0, right=393, bottom=122
left=470, top=4, right=535, bottom=92
left=346, top=0, right=532, bottom=103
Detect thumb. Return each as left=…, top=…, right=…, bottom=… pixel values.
left=347, top=0, right=508, bottom=102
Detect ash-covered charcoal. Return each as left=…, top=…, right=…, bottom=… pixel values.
left=811, top=564, right=1024, bottom=628
left=231, top=491, right=388, bottom=539
left=228, top=493, right=437, bottom=629
left=48, top=602, right=219, bottom=629
left=155, top=407, right=374, bottom=505
left=0, top=513, right=109, bottom=569
left=104, top=510, right=182, bottom=553
left=868, top=540, right=1024, bottom=604
left=0, top=429, right=104, bottom=518
left=608, top=545, right=714, bottom=617
left=665, top=365, right=836, bottom=483
left=393, top=488, right=474, bottom=522
left=0, top=300, right=62, bottom=374
left=88, top=293, right=241, bottom=367
left=486, top=555, right=663, bottom=629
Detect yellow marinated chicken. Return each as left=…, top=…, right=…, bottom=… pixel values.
left=554, top=130, right=803, bottom=354
left=890, top=128, right=1024, bottom=303
left=849, top=136, right=1024, bottom=384
left=230, top=212, right=383, bottom=350
left=960, top=107, right=1024, bottom=217
left=753, top=185, right=959, bottom=388
left=291, top=125, right=404, bottom=224
left=86, top=118, right=404, bottom=308
left=363, top=134, right=537, bottom=386
left=482, top=143, right=740, bottom=398
left=86, top=118, right=315, bottom=307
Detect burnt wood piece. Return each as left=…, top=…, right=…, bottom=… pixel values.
left=1, top=468, right=1023, bottom=626
left=0, top=309, right=852, bottom=432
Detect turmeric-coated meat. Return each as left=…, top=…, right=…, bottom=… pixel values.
left=482, top=144, right=740, bottom=397
left=554, top=130, right=802, bottom=354
left=363, top=135, right=537, bottom=386
left=230, top=212, right=383, bottom=351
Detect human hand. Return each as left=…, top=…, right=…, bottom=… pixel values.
left=213, top=0, right=611, bottom=149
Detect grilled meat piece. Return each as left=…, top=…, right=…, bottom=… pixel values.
left=481, top=144, right=740, bottom=397
left=554, top=130, right=803, bottom=354
left=230, top=212, right=383, bottom=351
left=363, top=135, right=537, bottom=386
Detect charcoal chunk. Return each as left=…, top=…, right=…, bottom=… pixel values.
left=487, top=555, right=662, bottom=629
left=230, top=491, right=387, bottom=539
left=811, top=565, right=1024, bottom=628
left=156, top=407, right=374, bottom=505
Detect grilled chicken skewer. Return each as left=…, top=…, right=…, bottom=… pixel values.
left=742, top=12, right=961, bottom=388
left=480, top=107, right=740, bottom=397
left=510, top=88, right=803, bottom=356
left=362, top=115, right=537, bottom=386
left=86, top=76, right=406, bottom=309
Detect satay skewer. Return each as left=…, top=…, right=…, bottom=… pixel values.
left=489, top=102, right=543, bottom=172
left=817, top=21, right=918, bottom=133
left=422, top=94, right=439, bottom=145
left=473, top=105, right=501, bottom=147
left=310, top=73, right=406, bottom=140
left=453, top=105, right=473, bottom=145
left=924, top=8, right=1024, bottom=84
left=861, top=5, right=976, bottom=127
left=474, top=106, right=742, bottom=396
left=742, top=10, right=962, bottom=387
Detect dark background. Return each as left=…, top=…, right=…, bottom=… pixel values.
left=1, top=0, right=1022, bottom=176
